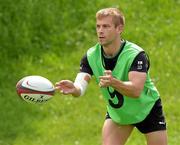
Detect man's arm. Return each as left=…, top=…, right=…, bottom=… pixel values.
left=55, top=72, right=91, bottom=97
left=99, top=70, right=146, bottom=98
left=55, top=80, right=81, bottom=97
left=99, top=52, right=148, bottom=98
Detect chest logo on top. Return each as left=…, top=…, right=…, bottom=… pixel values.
left=137, top=61, right=143, bottom=70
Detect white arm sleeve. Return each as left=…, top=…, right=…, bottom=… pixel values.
left=74, top=72, right=91, bottom=96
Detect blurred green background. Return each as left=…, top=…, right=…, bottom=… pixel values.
left=0, top=0, right=179, bottom=145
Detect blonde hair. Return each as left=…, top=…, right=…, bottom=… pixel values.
left=96, top=8, right=125, bottom=27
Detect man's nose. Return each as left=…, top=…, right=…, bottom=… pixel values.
left=97, top=26, right=103, bottom=33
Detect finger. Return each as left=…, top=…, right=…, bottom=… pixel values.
left=54, top=87, right=63, bottom=94
left=102, top=81, right=110, bottom=86
left=55, top=80, right=70, bottom=85
left=56, top=88, right=68, bottom=94
left=55, top=81, right=65, bottom=86
left=62, top=90, right=73, bottom=95
left=55, top=82, right=60, bottom=86
left=55, top=86, right=62, bottom=90
left=104, top=70, right=112, bottom=76
left=99, top=82, right=104, bottom=88
left=99, top=76, right=109, bottom=80
left=99, top=79, right=108, bottom=86
left=99, top=82, right=107, bottom=88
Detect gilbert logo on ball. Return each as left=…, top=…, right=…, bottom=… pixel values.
left=16, top=76, right=55, bottom=104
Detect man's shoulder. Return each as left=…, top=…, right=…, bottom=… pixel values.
left=125, top=40, right=144, bottom=52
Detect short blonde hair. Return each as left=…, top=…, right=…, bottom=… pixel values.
left=96, top=8, right=125, bottom=27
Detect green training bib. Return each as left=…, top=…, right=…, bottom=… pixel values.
left=87, top=41, right=159, bottom=124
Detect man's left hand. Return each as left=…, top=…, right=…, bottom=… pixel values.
left=99, top=70, right=114, bottom=88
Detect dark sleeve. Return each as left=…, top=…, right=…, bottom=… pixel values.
left=79, top=54, right=93, bottom=75
left=129, top=52, right=150, bottom=73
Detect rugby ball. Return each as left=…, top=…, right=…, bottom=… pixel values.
left=16, top=76, right=55, bottom=104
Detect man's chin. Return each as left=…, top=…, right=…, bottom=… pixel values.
left=99, top=41, right=109, bottom=46
left=98, top=41, right=106, bottom=46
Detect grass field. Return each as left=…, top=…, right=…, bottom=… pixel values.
left=0, top=0, right=179, bottom=145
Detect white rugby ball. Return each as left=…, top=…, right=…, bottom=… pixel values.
left=16, top=75, right=55, bottom=104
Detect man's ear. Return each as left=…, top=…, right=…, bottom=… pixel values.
left=116, top=25, right=124, bottom=34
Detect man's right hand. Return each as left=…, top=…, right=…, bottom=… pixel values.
left=55, top=80, right=81, bottom=97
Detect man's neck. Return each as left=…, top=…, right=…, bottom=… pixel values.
left=103, top=39, right=122, bottom=57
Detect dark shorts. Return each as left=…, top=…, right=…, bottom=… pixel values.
left=105, top=99, right=166, bottom=134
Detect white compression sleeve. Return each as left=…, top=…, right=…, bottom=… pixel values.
left=74, top=72, right=91, bottom=96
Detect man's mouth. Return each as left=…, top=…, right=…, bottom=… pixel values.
left=99, top=36, right=105, bottom=39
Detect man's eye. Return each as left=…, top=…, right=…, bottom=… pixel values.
left=103, top=25, right=109, bottom=28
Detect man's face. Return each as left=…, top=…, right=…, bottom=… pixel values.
left=96, top=16, right=121, bottom=46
